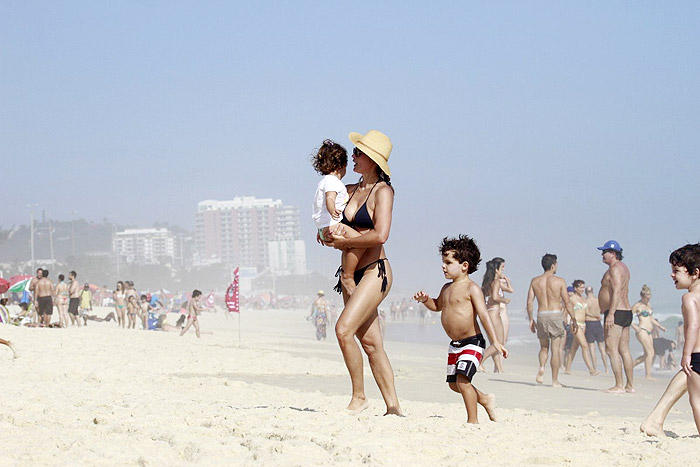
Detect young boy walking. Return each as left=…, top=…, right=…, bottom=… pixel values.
left=414, top=235, right=508, bottom=423
left=671, top=243, right=700, bottom=435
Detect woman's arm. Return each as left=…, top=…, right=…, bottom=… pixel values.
left=490, top=280, right=509, bottom=304
left=500, top=276, right=514, bottom=293
left=328, top=185, right=393, bottom=250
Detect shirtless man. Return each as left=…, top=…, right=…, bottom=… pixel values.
left=28, top=268, right=43, bottom=324
left=36, top=269, right=55, bottom=326
left=584, top=286, right=608, bottom=373
left=597, top=240, right=634, bottom=393
left=68, top=270, right=81, bottom=327
left=527, top=254, right=577, bottom=387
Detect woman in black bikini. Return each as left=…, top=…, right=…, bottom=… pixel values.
left=326, top=130, right=402, bottom=416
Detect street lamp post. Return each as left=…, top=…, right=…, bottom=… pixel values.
left=69, top=210, right=78, bottom=256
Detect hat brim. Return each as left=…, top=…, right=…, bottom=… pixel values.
left=349, top=132, right=391, bottom=176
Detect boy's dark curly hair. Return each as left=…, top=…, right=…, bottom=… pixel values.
left=669, top=243, right=700, bottom=276
left=312, top=139, right=347, bottom=175
left=439, top=235, right=481, bottom=274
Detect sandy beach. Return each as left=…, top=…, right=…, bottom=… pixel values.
left=0, top=306, right=697, bottom=466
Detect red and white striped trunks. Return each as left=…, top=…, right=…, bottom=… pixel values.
left=446, top=333, right=486, bottom=383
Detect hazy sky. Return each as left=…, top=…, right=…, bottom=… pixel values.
left=2, top=1, right=699, bottom=311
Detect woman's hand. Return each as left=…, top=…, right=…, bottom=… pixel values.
left=326, top=234, right=348, bottom=250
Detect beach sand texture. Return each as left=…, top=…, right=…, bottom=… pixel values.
left=0, top=307, right=697, bottom=466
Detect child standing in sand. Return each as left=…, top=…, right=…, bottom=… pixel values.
left=180, top=290, right=203, bottom=338
left=311, top=140, right=363, bottom=293
left=670, top=243, right=700, bottom=435
left=413, top=235, right=508, bottom=423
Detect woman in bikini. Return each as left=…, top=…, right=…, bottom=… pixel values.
left=479, top=258, right=508, bottom=372
left=325, top=130, right=402, bottom=416
left=563, top=280, right=599, bottom=375
left=114, top=281, right=127, bottom=328
left=180, top=290, right=203, bottom=338
left=632, top=284, right=666, bottom=380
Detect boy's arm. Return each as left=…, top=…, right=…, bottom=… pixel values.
left=324, top=191, right=341, bottom=219
left=472, top=284, right=508, bottom=358
left=681, top=293, right=700, bottom=376
left=413, top=287, right=442, bottom=312
left=526, top=281, right=536, bottom=333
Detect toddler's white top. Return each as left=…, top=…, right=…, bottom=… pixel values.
left=312, top=174, right=348, bottom=229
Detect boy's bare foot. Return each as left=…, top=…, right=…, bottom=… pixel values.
left=603, top=386, right=625, bottom=394
left=383, top=407, right=404, bottom=417
left=482, top=393, right=497, bottom=421
left=478, top=365, right=486, bottom=372
left=536, top=367, right=544, bottom=384
left=640, top=419, right=666, bottom=437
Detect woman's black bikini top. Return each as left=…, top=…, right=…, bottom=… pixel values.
left=341, top=182, right=376, bottom=230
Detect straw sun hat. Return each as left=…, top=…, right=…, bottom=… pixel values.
left=348, top=130, right=392, bottom=176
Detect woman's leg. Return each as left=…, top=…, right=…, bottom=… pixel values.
left=640, top=332, right=656, bottom=379
left=499, top=306, right=510, bottom=344
left=480, top=308, right=504, bottom=372
left=564, top=334, right=580, bottom=373
left=575, top=328, right=598, bottom=375
left=180, top=317, right=195, bottom=336
left=336, top=260, right=401, bottom=415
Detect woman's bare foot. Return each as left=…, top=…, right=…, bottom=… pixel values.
left=552, top=381, right=563, bottom=388
left=346, top=398, right=369, bottom=414
left=482, top=393, right=497, bottom=421
left=536, top=367, right=545, bottom=384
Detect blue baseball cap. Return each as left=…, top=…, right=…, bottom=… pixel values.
left=567, top=286, right=574, bottom=293
left=597, top=240, right=622, bottom=252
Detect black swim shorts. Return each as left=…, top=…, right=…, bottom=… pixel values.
left=68, top=297, right=80, bottom=316
left=692, top=353, right=700, bottom=376
left=37, top=296, right=53, bottom=316
left=584, top=320, right=605, bottom=343
left=603, top=309, right=633, bottom=328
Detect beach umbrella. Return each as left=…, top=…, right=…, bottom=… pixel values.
left=0, top=278, right=10, bottom=294
left=9, top=278, right=31, bottom=293
left=9, top=274, right=32, bottom=285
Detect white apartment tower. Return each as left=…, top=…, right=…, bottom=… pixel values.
left=195, top=197, right=306, bottom=275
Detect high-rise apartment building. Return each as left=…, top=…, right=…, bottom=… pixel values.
left=112, top=228, right=177, bottom=264
left=194, top=197, right=306, bottom=275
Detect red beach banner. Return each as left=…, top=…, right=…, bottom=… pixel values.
left=225, top=267, right=240, bottom=313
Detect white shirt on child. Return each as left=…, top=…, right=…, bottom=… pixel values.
left=312, top=174, right=348, bottom=229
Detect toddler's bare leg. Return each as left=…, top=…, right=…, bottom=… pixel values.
left=452, top=375, right=479, bottom=423
left=330, top=224, right=365, bottom=295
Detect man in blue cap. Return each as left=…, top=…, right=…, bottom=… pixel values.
left=597, top=240, right=634, bottom=393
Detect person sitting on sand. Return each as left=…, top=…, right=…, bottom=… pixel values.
left=631, top=285, right=666, bottom=380
left=414, top=235, right=507, bottom=423
left=83, top=311, right=118, bottom=324
left=180, top=290, right=203, bottom=338
left=526, top=254, right=577, bottom=387
left=564, top=280, right=599, bottom=376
